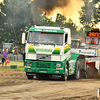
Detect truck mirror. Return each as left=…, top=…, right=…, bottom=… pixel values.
left=22, top=33, right=26, bottom=44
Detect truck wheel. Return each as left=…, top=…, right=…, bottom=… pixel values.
left=27, top=75, right=33, bottom=80
left=74, top=60, right=80, bottom=80
left=61, top=64, right=68, bottom=81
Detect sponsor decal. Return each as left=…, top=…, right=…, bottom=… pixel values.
left=43, top=29, right=57, bottom=32
left=52, top=75, right=62, bottom=78
left=27, top=73, right=36, bottom=76
left=35, top=29, right=42, bottom=31
left=86, top=57, right=100, bottom=61
left=79, top=50, right=96, bottom=56
left=36, top=48, right=52, bottom=52
left=87, top=32, right=100, bottom=37
left=29, top=28, right=64, bottom=33
left=98, top=49, right=100, bottom=54
left=69, top=60, right=75, bottom=74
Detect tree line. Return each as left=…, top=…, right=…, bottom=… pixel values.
left=0, top=0, right=100, bottom=44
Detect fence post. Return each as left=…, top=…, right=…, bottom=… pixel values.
left=97, top=88, right=100, bottom=100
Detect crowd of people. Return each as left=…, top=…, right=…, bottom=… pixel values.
left=0, top=46, right=25, bottom=68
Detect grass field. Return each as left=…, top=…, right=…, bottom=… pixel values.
left=0, top=61, right=24, bottom=71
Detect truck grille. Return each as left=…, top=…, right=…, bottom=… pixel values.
left=36, top=62, right=51, bottom=68
left=37, top=54, right=51, bottom=61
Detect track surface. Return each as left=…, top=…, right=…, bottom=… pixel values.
left=0, top=71, right=99, bottom=100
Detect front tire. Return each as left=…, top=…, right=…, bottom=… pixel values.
left=74, top=60, right=80, bottom=80
left=61, top=64, right=68, bottom=81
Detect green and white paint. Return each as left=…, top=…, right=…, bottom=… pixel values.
left=23, top=26, right=79, bottom=78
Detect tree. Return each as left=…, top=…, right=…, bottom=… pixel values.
left=93, top=4, right=100, bottom=26
left=64, top=18, right=78, bottom=35
left=55, top=13, right=66, bottom=27
left=0, top=0, right=9, bottom=43
left=77, top=27, right=86, bottom=37
left=79, top=0, right=100, bottom=30
left=0, top=0, right=33, bottom=44
left=79, top=0, right=94, bottom=30
left=39, top=13, right=59, bottom=26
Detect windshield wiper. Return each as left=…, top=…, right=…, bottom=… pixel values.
left=32, top=41, right=40, bottom=44
left=44, top=42, right=56, bottom=46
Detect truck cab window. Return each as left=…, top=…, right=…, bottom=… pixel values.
left=65, top=34, right=68, bottom=44
left=27, top=32, right=64, bottom=45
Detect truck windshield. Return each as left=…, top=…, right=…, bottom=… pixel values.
left=71, top=40, right=80, bottom=48
left=86, top=37, right=98, bottom=45
left=27, top=32, right=64, bottom=45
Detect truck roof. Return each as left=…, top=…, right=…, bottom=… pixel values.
left=2, top=43, right=13, bottom=44
left=29, top=26, right=70, bottom=33
left=71, top=39, right=81, bottom=41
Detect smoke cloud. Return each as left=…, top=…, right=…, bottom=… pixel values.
left=31, top=0, right=70, bottom=25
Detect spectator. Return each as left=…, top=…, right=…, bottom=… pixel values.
left=14, top=48, right=17, bottom=61
left=89, top=38, right=97, bottom=45
left=1, top=47, right=9, bottom=68
left=12, top=48, right=15, bottom=54
left=72, top=42, right=78, bottom=48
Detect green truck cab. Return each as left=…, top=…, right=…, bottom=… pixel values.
left=22, top=26, right=80, bottom=81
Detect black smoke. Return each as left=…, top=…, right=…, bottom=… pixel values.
left=31, top=0, right=70, bottom=25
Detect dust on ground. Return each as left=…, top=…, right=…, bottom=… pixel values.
left=0, top=70, right=99, bottom=100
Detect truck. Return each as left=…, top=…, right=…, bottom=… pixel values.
left=71, top=38, right=82, bottom=48
left=0, top=43, right=17, bottom=53
left=22, top=26, right=81, bottom=81
left=71, top=28, right=100, bottom=76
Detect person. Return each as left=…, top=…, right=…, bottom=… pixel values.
left=89, top=38, right=97, bottom=45
left=12, top=48, right=15, bottom=54
left=72, top=42, right=78, bottom=48
left=1, top=47, right=9, bottom=68
left=71, top=42, right=73, bottom=48
left=2, top=48, right=8, bottom=51
left=22, top=46, right=25, bottom=66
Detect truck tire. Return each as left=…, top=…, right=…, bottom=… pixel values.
left=73, top=60, right=80, bottom=80
left=61, top=64, right=68, bottom=81
left=27, top=75, right=33, bottom=80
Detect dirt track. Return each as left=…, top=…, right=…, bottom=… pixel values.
left=0, top=70, right=99, bottom=100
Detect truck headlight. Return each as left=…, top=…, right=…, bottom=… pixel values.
left=56, top=63, right=61, bottom=67
left=26, top=62, right=32, bottom=65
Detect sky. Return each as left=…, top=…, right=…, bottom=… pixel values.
left=0, top=0, right=3, bottom=3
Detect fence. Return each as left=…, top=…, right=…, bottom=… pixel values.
left=0, top=53, right=23, bottom=61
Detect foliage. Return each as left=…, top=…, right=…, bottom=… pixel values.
left=0, top=0, right=87, bottom=45
left=79, top=0, right=100, bottom=30
left=93, top=4, right=100, bottom=25
left=64, top=19, right=78, bottom=35
left=40, top=13, right=79, bottom=35
left=79, top=0, right=93, bottom=30
left=0, top=0, right=33, bottom=44
left=77, top=27, right=86, bottom=37
left=55, top=13, right=66, bottom=27
left=39, top=13, right=59, bottom=27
